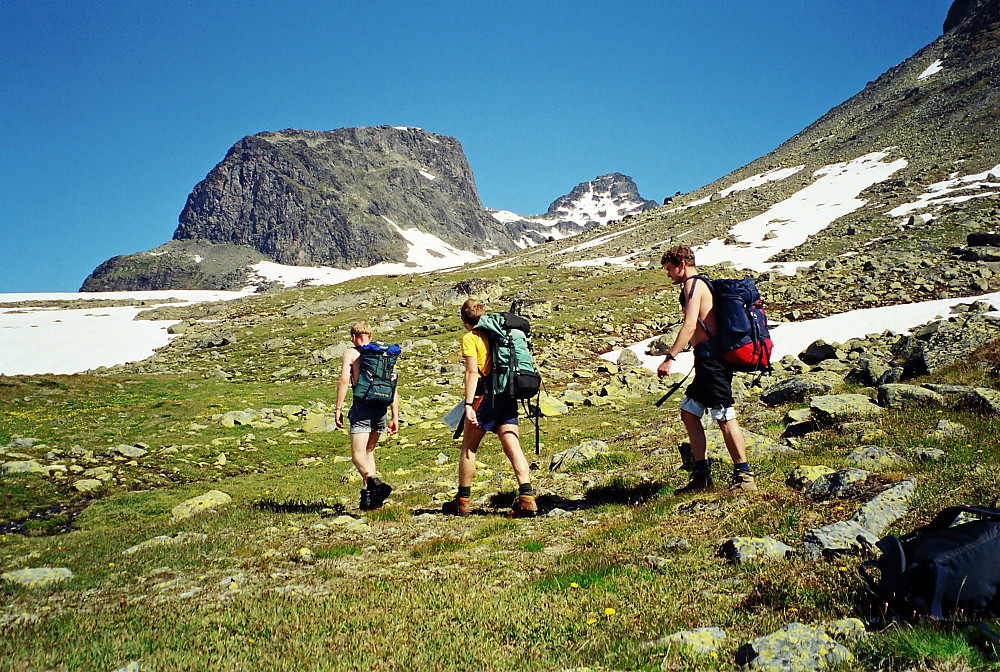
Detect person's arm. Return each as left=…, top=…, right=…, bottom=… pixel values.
left=463, top=354, right=480, bottom=428
left=388, top=386, right=400, bottom=436
left=657, top=279, right=703, bottom=377
left=335, top=349, right=355, bottom=428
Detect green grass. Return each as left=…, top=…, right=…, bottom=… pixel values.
left=1, top=274, right=999, bottom=670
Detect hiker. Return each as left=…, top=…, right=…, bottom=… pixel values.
left=334, top=322, right=399, bottom=510
left=442, top=298, right=538, bottom=517
left=656, top=245, right=757, bottom=493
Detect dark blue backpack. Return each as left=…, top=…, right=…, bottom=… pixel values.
left=861, top=505, right=1000, bottom=622
left=687, top=275, right=773, bottom=372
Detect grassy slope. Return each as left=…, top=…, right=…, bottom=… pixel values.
left=1, top=265, right=999, bottom=671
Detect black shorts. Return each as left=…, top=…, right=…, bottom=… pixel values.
left=685, top=355, right=734, bottom=409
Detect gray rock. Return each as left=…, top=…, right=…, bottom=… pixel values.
left=107, top=444, right=148, bottom=459
left=877, top=384, right=946, bottom=408
left=1, top=567, right=74, bottom=588
left=1, top=460, right=48, bottom=475
left=550, top=440, right=609, bottom=471
left=929, top=419, right=968, bottom=438
left=962, top=387, right=1000, bottom=414
left=720, top=537, right=796, bottom=564
left=73, top=478, right=104, bottom=493
left=799, top=340, right=841, bottom=365
left=809, top=394, right=882, bottom=424
left=908, top=445, right=945, bottom=461
left=853, top=478, right=916, bottom=536
left=805, top=468, right=869, bottom=500
left=846, top=445, right=906, bottom=471
left=662, top=626, right=728, bottom=654
left=616, top=348, right=641, bottom=369
left=737, top=622, right=852, bottom=670
left=171, top=490, right=232, bottom=523
left=760, top=372, right=842, bottom=406
left=803, top=519, right=878, bottom=559
left=786, top=465, right=835, bottom=489
left=301, top=412, right=338, bottom=433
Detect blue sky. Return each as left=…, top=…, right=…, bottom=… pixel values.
left=0, top=0, right=953, bottom=293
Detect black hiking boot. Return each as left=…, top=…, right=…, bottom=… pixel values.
left=359, top=488, right=371, bottom=511
left=676, top=468, right=714, bottom=494
left=367, top=477, right=393, bottom=510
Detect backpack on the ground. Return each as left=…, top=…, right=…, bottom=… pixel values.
left=474, top=312, right=541, bottom=400
left=689, top=275, right=773, bottom=372
left=860, top=505, right=1000, bottom=622
left=352, top=341, right=401, bottom=406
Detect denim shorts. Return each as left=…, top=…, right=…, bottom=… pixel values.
left=475, top=394, right=518, bottom=433
left=348, top=401, right=388, bottom=434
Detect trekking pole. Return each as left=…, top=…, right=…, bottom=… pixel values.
left=654, top=367, right=693, bottom=407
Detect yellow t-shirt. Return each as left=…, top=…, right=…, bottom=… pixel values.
left=461, top=328, right=492, bottom=377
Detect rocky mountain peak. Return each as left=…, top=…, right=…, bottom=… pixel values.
left=490, top=173, right=658, bottom=247
left=172, top=126, right=516, bottom=268
left=943, top=0, right=1000, bottom=33
left=545, top=172, right=659, bottom=219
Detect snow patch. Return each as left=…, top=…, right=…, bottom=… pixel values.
left=888, top=163, right=1000, bottom=218
left=249, top=218, right=483, bottom=289
left=0, top=290, right=250, bottom=375
left=419, top=170, right=436, bottom=181
left=918, top=59, right=944, bottom=81
left=694, top=150, right=908, bottom=274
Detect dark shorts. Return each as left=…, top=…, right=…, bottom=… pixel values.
left=348, top=400, right=388, bottom=434
left=685, top=355, right=734, bottom=410
left=475, top=394, right=519, bottom=433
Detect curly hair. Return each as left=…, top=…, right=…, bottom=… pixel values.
left=661, top=245, right=696, bottom=267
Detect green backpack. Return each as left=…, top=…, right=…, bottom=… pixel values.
left=475, top=313, right=541, bottom=400
left=352, top=342, right=401, bottom=406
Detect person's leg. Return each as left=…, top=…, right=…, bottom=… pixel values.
left=677, top=399, right=713, bottom=492
left=682, top=408, right=708, bottom=461
left=717, top=418, right=748, bottom=465
left=497, top=424, right=530, bottom=485
left=444, top=422, right=484, bottom=515
left=350, top=431, right=377, bottom=480
left=458, top=423, right=485, bottom=487
left=497, top=423, right=537, bottom=517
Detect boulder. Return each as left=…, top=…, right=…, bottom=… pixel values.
left=846, top=445, right=906, bottom=471
left=877, top=384, right=946, bottom=408
left=786, top=465, right=835, bottom=489
left=1, top=567, right=74, bottom=588
left=171, top=490, right=232, bottom=523
left=550, top=440, right=609, bottom=471
left=1, top=460, right=49, bottom=475
left=735, top=623, right=852, bottom=671
left=799, top=340, right=841, bottom=365
left=720, top=537, right=795, bottom=563
left=962, top=387, right=1000, bottom=414
left=805, top=468, right=869, bottom=500
left=662, top=627, right=728, bottom=654
left=302, top=412, right=338, bottom=433
left=761, top=372, right=842, bottom=406
left=809, top=394, right=882, bottom=424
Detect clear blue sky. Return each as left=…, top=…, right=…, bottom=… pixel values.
left=0, top=0, right=953, bottom=293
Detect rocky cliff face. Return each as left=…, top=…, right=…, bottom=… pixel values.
left=489, top=173, right=658, bottom=246
left=173, top=126, right=516, bottom=267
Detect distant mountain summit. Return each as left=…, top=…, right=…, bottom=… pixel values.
left=489, top=173, right=659, bottom=246
left=174, top=126, right=515, bottom=267
left=82, top=127, right=654, bottom=291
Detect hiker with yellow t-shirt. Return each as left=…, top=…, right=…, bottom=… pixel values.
left=442, top=298, right=537, bottom=517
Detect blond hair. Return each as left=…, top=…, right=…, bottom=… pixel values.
left=349, top=322, right=372, bottom=338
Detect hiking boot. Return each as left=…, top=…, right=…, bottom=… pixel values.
left=359, top=488, right=371, bottom=511
left=442, top=496, right=471, bottom=516
left=729, top=469, right=758, bottom=493
left=676, top=469, right=714, bottom=494
left=367, top=478, right=393, bottom=510
left=506, top=495, right=538, bottom=518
